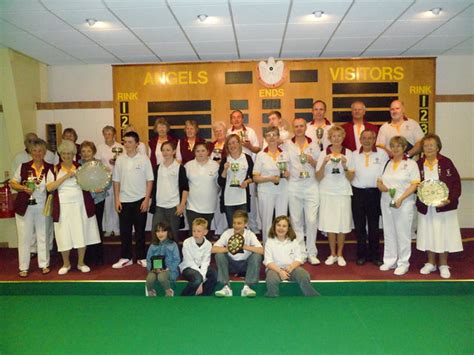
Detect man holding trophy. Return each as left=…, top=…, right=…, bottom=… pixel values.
left=253, top=127, right=290, bottom=242
left=306, top=100, right=333, bottom=151
left=96, top=126, right=123, bottom=237
left=282, top=118, right=321, bottom=264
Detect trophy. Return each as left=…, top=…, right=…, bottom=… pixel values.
left=239, top=130, right=248, bottom=142
left=76, top=161, right=112, bottom=192
left=227, top=233, right=245, bottom=255
left=212, top=148, right=222, bottom=161
left=299, top=153, right=309, bottom=179
left=276, top=161, right=287, bottom=178
left=388, top=188, right=397, bottom=207
left=330, top=155, right=341, bottom=174
left=110, top=147, right=123, bottom=165
left=230, top=163, right=241, bottom=187
left=25, top=174, right=37, bottom=205
left=316, top=127, right=324, bottom=151
left=417, top=179, right=449, bottom=207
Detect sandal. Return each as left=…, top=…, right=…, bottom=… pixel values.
left=41, top=267, right=51, bottom=275
left=19, top=270, right=28, bottom=278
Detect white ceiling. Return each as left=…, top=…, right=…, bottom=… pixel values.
left=0, top=0, right=472, bottom=65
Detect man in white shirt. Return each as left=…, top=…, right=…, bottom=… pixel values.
left=352, top=130, right=388, bottom=266
left=305, top=100, right=333, bottom=151
left=95, top=126, right=123, bottom=237
left=376, top=100, right=424, bottom=158
left=112, top=131, right=154, bottom=269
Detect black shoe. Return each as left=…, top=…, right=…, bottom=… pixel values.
left=356, top=258, right=366, bottom=266
left=372, top=259, right=383, bottom=267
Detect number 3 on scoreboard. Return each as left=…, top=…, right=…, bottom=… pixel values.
left=121, top=115, right=129, bottom=127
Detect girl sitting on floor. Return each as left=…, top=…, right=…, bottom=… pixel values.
left=264, top=216, right=319, bottom=297
left=145, top=222, right=180, bottom=297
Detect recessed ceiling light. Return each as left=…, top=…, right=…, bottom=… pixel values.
left=312, top=10, right=324, bottom=18
left=430, top=7, right=442, bottom=16
left=197, top=14, right=208, bottom=22
left=85, top=18, right=97, bottom=27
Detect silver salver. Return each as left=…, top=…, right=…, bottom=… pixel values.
left=417, top=179, right=449, bottom=207
left=76, top=160, right=112, bottom=192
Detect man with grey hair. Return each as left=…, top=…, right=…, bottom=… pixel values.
left=342, top=101, right=379, bottom=152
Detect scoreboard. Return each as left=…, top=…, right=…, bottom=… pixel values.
left=112, top=57, right=435, bottom=144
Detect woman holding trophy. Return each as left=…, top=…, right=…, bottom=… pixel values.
left=218, top=134, right=254, bottom=228
left=10, top=139, right=54, bottom=277
left=316, top=126, right=355, bottom=267
left=377, top=136, right=420, bottom=276
left=46, top=140, right=100, bottom=275
left=253, top=127, right=290, bottom=242
left=416, top=134, right=463, bottom=279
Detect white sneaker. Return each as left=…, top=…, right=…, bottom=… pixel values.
left=325, top=255, right=338, bottom=265
left=215, top=285, right=233, bottom=297
left=58, top=265, right=71, bottom=275
left=394, top=266, right=409, bottom=276
left=420, top=263, right=437, bottom=275
left=77, top=264, right=90, bottom=273
left=379, top=263, right=395, bottom=271
left=112, top=258, right=133, bottom=269
left=439, top=265, right=451, bottom=279
left=137, top=259, right=147, bottom=268
left=241, top=285, right=256, bottom=298
left=337, top=256, right=347, bottom=267
left=308, top=256, right=320, bottom=265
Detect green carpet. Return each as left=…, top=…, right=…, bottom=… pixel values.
left=1, top=282, right=473, bottom=354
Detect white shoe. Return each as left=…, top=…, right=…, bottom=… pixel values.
left=58, top=265, right=71, bottom=275
left=379, top=264, right=395, bottom=271
left=77, top=264, right=90, bottom=273
left=420, top=263, right=437, bottom=275
left=241, top=285, right=256, bottom=298
left=325, top=255, right=338, bottom=265
left=137, top=259, right=147, bottom=268
left=439, top=265, right=451, bottom=279
left=394, top=266, right=409, bottom=276
left=337, top=256, right=347, bottom=267
left=308, top=256, right=320, bottom=265
left=215, top=285, right=233, bottom=297
left=112, top=258, right=133, bottom=269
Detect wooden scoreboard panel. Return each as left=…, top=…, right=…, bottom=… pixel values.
left=113, top=57, right=435, bottom=145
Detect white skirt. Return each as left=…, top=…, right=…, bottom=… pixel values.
left=417, top=208, right=463, bottom=253
left=319, top=194, right=352, bottom=234
left=54, top=201, right=101, bottom=252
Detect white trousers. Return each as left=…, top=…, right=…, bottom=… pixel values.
left=103, top=192, right=120, bottom=234
left=258, top=191, right=289, bottom=243
left=212, top=196, right=227, bottom=235
left=288, top=182, right=319, bottom=258
left=380, top=198, right=415, bottom=268
left=15, top=206, right=51, bottom=271
left=248, top=184, right=261, bottom=233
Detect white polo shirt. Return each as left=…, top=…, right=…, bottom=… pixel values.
left=352, top=147, right=389, bottom=189
left=263, top=237, right=303, bottom=268
left=381, top=158, right=420, bottom=202
left=112, top=152, right=154, bottom=203
left=214, top=228, right=262, bottom=261
left=227, top=126, right=259, bottom=158
left=262, top=127, right=292, bottom=150
left=376, top=117, right=424, bottom=150
left=156, top=160, right=181, bottom=208
left=253, top=148, right=289, bottom=194
left=282, top=137, right=320, bottom=185
left=179, top=236, right=212, bottom=280
left=224, top=153, right=249, bottom=206
left=305, top=119, right=333, bottom=151
left=316, top=148, right=355, bottom=196
left=96, top=142, right=124, bottom=171
left=185, top=159, right=219, bottom=213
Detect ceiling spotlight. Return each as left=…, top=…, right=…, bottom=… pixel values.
left=197, top=14, right=208, bottom=22
left=430, top=8, right=442, bottom=16
left=312, top=10, right=324, bottom=18
left=85, top=18, right=97, bottom=26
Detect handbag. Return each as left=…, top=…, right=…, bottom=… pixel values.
left=43, top=194, right=53, bottom=217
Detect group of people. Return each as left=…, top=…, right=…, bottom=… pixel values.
left=10, top=98, right=463, bottom=297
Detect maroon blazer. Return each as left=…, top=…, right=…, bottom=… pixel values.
left=208, top=140, right=227, bottom=160
left=178, top=136, right=206, bottom=165
left=342, top=120, right=378, bottom=151
left=416, top=154, right=461, bottom=214
left=148, top=135, right=177, bottom=169
left=51, top=162, right=95, bottom=223
left=14, top=161, right=54, bottom=216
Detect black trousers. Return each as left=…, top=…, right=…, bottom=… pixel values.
left=181, top=267, right=217, bottom=296
left=85, top=200, right=105, bottom=264
left=119, top=198, right=147, bottom=260
left=186, top=210, right=214, bottom=232
left=351, top=187, right=381, bottom=260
